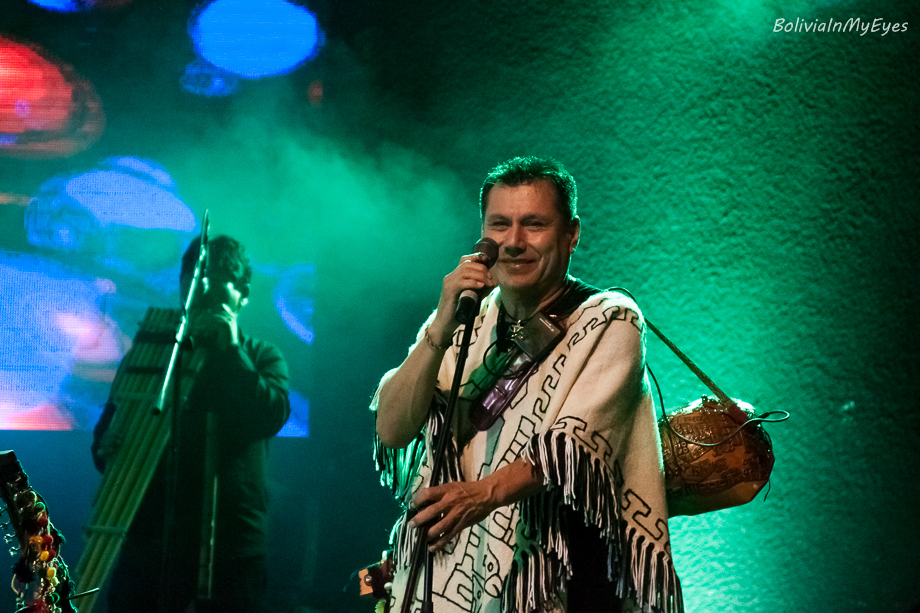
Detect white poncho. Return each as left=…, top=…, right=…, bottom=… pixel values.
left=374, top=286, right=682, bottom=613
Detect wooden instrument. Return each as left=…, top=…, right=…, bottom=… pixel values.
left=659, top=396, right=776, bottom=517
left=1, top=449, right=82, bottom=613
left=75, top=307, right=202, bottom=613
left=358, top=551, right=394, bottom=613
left=645, top=318, right=787, bottom=517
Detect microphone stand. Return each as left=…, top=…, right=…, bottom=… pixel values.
left=155, top=210, right=209, bottom=613
left=155, top=208, right=209, bottom=414
left=400, top=315, right=478, bottom=613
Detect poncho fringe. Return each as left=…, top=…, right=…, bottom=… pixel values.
left=376, top=424, right=682, bottom=613
left=513, top=429, right=683, bottom=613
left=375, top=432, right=425, bottom=501
left=375, top=397, right=464, bottom=569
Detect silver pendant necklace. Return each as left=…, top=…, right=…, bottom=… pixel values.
left=499, top=303, right=529, bottom=344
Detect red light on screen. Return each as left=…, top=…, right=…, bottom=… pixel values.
left=0, top=37, right=106, bottom=159
left=0, top=402, right=77, bottom=431
left=308, top=80, right=323, bottom=107
left=0, top=191, right=31, bottom=206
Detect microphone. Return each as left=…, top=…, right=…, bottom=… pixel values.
left=200, top=209, right=211, bottom=280
left=454, top=237, right=499, bottom=324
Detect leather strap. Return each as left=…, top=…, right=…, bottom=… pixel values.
left=468, top=278, right=598, bottom=431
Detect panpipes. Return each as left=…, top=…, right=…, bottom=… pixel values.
left=75, top=307, right=202, bottom=612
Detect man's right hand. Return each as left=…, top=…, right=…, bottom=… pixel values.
left=428, top=251, right=496, bottom=345
left=188, top=277, right=245, bottom=350
left=374, top=250, right=495, bottom=449
left=189, top=303, right=239, bottom=350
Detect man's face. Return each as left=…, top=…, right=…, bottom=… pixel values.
left=180, top=273, right=246, bottom=314
left=481, top=180, right=580, bottom=306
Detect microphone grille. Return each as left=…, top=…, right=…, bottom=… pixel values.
left=474, top=237, right=499, bottom=267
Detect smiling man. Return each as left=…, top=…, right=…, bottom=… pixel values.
left=373, top=157, right=683, bottom=613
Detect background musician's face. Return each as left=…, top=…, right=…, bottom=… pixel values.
left=180, top=272, right=247, bottom=315
left=180, top=271, right=247, bottom=348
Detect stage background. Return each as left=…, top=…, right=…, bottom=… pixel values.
left=1, top=0, right=917, bottom=612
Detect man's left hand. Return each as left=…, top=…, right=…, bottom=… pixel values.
left=409, top=480, right=496, bottom=552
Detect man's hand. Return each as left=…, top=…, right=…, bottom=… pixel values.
left=189, top=277, right=244, bottom=350
left=428, top=252, right=496, bottom=347
left=189, top=303, right=239, bottom=349
left=374, top=251, right=494, bottom=449
left=407, top=458, right=546, bottom=551
left=409, top=480, right=496, bottom=552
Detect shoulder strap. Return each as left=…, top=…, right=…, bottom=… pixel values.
left=544, top=277, right=600, bottom=325
left=468, top=278, right=598, bottom=431
left=644, top=318, right=734, bottom=408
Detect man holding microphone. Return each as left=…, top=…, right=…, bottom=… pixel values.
left=373, top=157, right=682, bottom=613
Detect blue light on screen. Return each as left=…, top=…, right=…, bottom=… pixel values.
left=3, top=157, right=199, bottom=432
left=26, top=157, right=198, bottom=278
left=106, top=157, right=176, bottom=188
left=274, top=263, right=314, bottom=344
left=181, top=58, right=242, bottom=97
left=27, top=0, right=80, bottom=11
left=278, top=390, right=309, bottom=437
left=62, top=171, right=194, bottom=230
left=27, top=0, right=135, bottom=12
left=190, top=0, right=322, bottom=78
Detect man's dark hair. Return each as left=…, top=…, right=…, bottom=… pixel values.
left=181, top=234, right=252, bottom=298
left=479, top=156, right=578, bottom=224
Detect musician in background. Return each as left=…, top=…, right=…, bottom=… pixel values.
left=372, top=157, right=682, bottom=613
left=92, top=235, right=291, bottom=613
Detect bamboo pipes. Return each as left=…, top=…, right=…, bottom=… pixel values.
left=75, top=308, right=200, bottom=613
